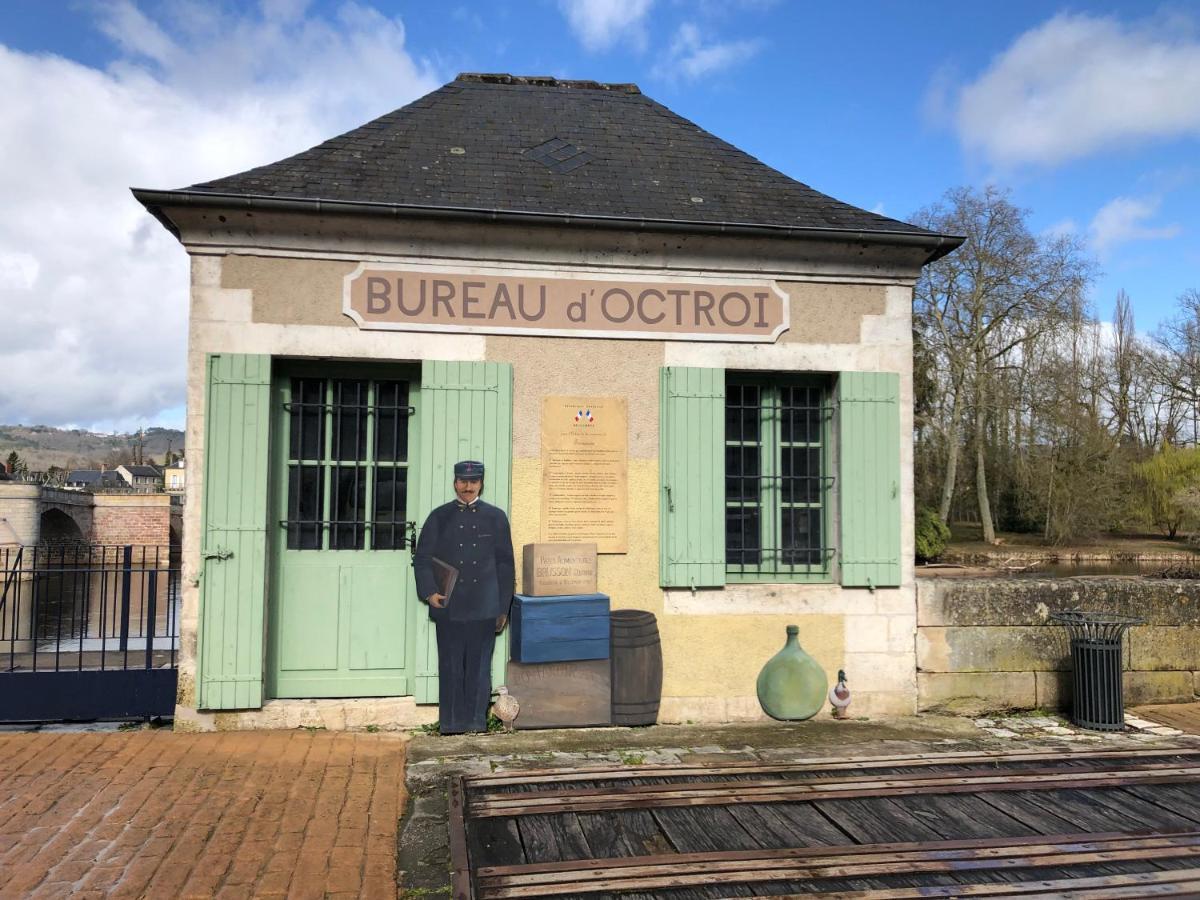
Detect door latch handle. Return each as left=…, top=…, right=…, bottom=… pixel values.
left=203, top=548, right=234, bottom=561
left=405, top=521, right=418, bottom=553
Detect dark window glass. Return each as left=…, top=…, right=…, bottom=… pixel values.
left=739, top=385, right=760, bottom=443
left=330, top=465, right=366, bottom=549
left=782, top=507, right=822, bottom=566
left=375, top=381, right=410, bottom=463
left=726, top=445, right=760, bottom=501
left=726, top=507, right=761, bottom=566
left=289, top=378, right=325, bottom=461
left=287, top=465, right=323, bottom=550
left=332, top=380, right=368, bottom=462
left=372, top=468, right=409, bottom=550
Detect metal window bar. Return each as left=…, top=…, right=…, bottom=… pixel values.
left=283, top=377, right=412, bottom=551
left=726, top=382, right=835, bottom=576
left=0, top=544, right=179, bottom=674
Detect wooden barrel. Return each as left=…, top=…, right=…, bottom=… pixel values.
left=610, top=610, right=663, bottom=726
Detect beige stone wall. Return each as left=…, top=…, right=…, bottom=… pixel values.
left=917, top=578, right=1200, bottom=712
left=0, top=484, right=45, bottom=545
left=175, top=224, right=920, bottom=730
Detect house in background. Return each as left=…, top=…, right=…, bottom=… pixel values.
left=63, top=469, right=125, bottom=491
left=164, top=459, right=186, bottom=494
left=115, top=464, right=163, bottom=489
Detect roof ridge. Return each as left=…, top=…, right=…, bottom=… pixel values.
left=455, top=72, right=640, bottom=93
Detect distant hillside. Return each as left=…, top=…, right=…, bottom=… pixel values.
left=0, top=425, right=185, bottom=472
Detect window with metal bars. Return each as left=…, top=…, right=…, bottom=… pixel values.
left=284, top=376, right=412, bottom=551
left=725, top=375, right=834, bottom=581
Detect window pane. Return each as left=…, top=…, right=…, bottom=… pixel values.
left=375, top=381, right=410, bottom=463
left=287, top=464, right=323, bottom=550
left=782, top=446, right=822, bottom=504
left=331, top=465, right=365, bottom=549
left=740, top=385, right=760, bottom=442
left=372, top=468, right=408, bottom=550
left=726, top=507, right=760, bottom=566
left=782, top=384, right=820, bottom=444
left=726, top=445, right=760, bottom=501
left=333, top=380, right=368, bottom=462
left=289, top=378, right=325, bottom=461
left=782, top=506, right=822, bottom=566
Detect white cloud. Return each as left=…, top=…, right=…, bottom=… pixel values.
left=952, top=12, right=1200, bottom=166
left=1088, top=196, right=1181, bottom=256
left=0, top=3, right=439, bottom=429
left=1042, top=218, right=1078, bottom=239
left=653, top=22, right=762, bottom=81
left=558, top=0, right=654, bottom=52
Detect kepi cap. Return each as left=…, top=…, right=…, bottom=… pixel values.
left=454, top=460, right=485, bottom=478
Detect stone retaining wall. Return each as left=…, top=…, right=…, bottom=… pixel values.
left=917, top=577, right=1200, bottom=712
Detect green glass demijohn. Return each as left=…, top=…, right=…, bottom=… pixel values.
left=756, top=624, right=828, bottom=721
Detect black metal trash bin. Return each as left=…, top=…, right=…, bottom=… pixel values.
left=1050, top=611, right=1143, bottom=731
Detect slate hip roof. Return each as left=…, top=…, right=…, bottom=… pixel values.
left=133, top=73, right=960, bottom=259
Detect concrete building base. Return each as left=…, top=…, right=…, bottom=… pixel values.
left=173, top=697, right=439, bottom=732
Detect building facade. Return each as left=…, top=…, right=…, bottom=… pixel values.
left=136, top=74, right=958, bottom=731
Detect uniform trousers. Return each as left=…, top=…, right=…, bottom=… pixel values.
left=434, top=618, right=496, bottom=734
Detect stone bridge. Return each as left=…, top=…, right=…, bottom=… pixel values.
left=0, top=483, right=178, bottom=547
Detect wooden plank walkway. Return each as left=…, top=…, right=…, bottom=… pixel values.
left=1135, top=702, right=1200, bottom=735
left=449, top=746, right=1200, bottom=899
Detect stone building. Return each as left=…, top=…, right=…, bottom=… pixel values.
left=134, top=73, right=960, bottom=731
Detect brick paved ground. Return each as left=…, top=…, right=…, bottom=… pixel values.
left=0, top=730, right=407, bottom=899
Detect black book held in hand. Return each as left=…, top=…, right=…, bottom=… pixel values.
left=432, top=557, right=459, bottom=603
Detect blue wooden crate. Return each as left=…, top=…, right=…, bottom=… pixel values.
left=511, top=593, right=610, bottom=663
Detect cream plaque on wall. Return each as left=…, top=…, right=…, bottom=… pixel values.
left=540, top=397, right=628, bottom=553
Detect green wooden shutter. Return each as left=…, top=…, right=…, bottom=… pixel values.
left=837, top=371, right=902, bottom=588
left=412, top=360, right=514, bottom=703
left=198, top=353, right=272, bottom=709
left=660, top=367, right=725, bottom=588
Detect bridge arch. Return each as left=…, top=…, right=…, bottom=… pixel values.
left=39, top=508, right=84, bottom=544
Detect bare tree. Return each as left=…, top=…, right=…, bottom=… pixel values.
left=912, top=186, right=1095, bottom=541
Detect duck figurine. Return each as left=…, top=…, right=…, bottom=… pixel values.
left=829, top=670, right=851, bottom=719
left=491, top=685, right=520, bottom=733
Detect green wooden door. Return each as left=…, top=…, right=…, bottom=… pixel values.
left=660, top=367, right=725, bottom=588
left=837, top=371, right=902, bottom=588
left=411, top=361, right=513, bottom=704
left=268, top=366, right=419, bottom=698
left=199, top=353, right=271, bottom=710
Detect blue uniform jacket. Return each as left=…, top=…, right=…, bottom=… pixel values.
left=414, top=499, right=515, bottom=622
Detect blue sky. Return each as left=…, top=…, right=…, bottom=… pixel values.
left=1, top=1, right=1197, bottom=430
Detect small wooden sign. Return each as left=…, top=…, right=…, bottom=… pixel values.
left=522, top=543, right=598, bottom=596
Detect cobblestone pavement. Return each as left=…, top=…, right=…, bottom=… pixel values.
left=0, top=730, right=406, bottom=899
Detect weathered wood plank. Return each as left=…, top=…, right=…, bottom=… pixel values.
left=775, top=866, right=1200, bottom=898
left=813, top=796, right=946, bottom=845
left=475, top=829, right=1161, bottom=878
left=465, top=747, right=1200, bottom=788
left=651, top=804, right=761, bottom=853
left=448, top=777, right=474, bottom=900
left=468, top=816, right=526, bottom=870
left=516, top=813, right=592, bottom=864
left=478, top=842, right=1200, bottom=898
left=1120, top=783, right=1200, bottom=827
left=471, top=765, right=1200, bottom=817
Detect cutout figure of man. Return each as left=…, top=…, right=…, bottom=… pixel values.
left=414, top=460, right=515, bottom=734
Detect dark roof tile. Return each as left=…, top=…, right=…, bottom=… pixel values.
left=182, top=74, right=939, bottom=239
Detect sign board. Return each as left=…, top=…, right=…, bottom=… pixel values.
left=344, top=265, right=789, bottom=342
left=522, top=543, right=598, bottom=596
left=540, top=396, right=628, bottom=553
